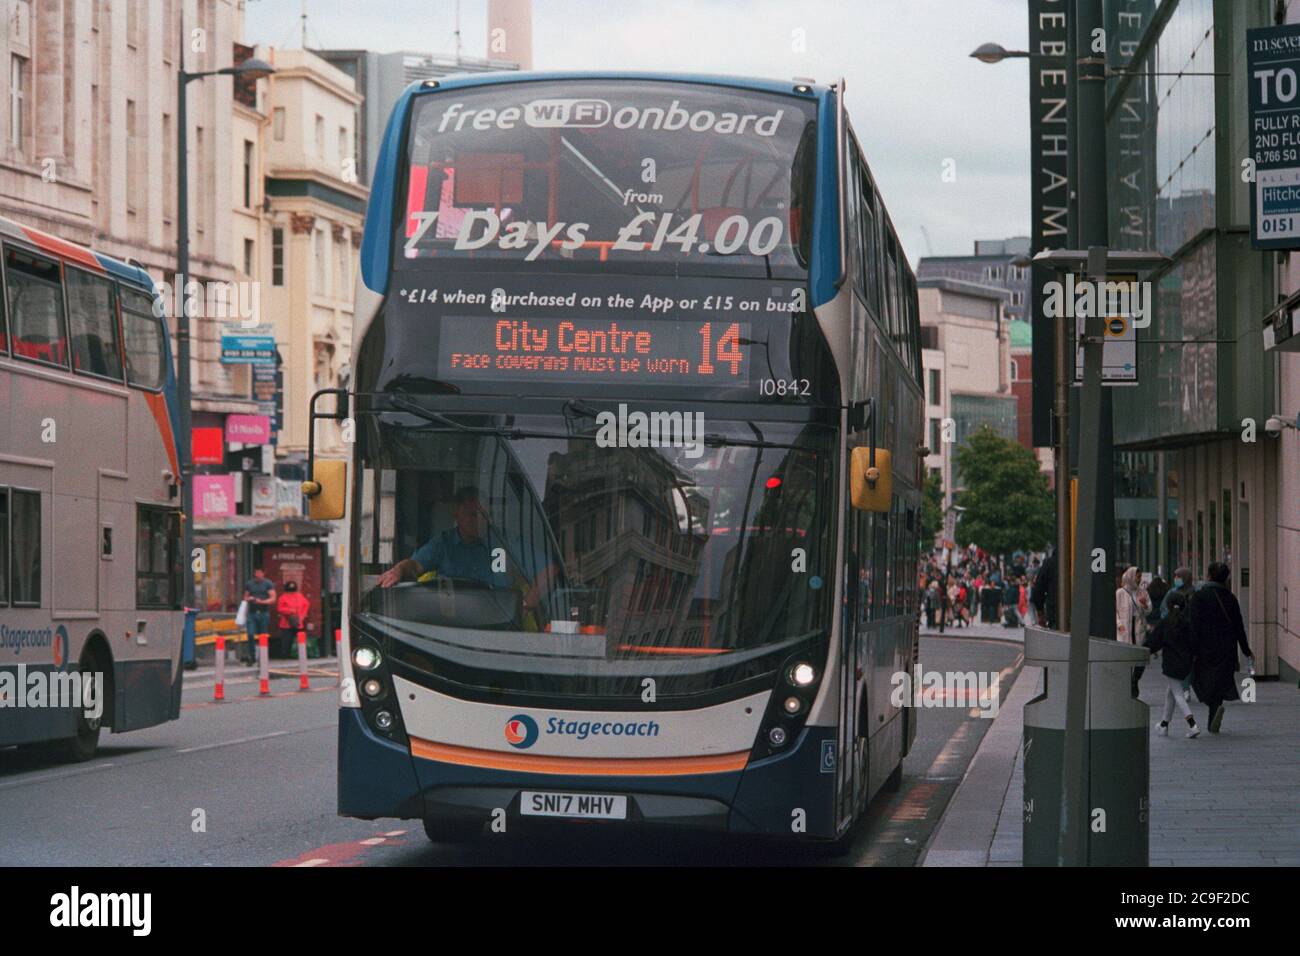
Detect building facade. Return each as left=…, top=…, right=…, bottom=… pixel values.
left=918, top=277, right=1015, bottom=510
left=917, top=237, right=1033, bottom=323
left=1102, top=0, right=1294, bottom=679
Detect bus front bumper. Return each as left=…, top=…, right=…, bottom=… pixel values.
left=337, top=707, right=839, bottom=838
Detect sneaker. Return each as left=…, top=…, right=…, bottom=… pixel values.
left=1156, top=721, right=1169, bottom=736
left=1209, top=705, right=1225, bottom=734
left=1185, top=716, right=1200, bottom=738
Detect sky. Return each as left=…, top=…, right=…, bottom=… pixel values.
left=243, top=0, right=1032, bottom=265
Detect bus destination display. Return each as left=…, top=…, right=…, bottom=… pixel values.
left=438, top=315, right=752, bottom=384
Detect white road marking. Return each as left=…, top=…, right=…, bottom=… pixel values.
left=294, top=858, right=329, bottom=867
left=359, top=837, right=386, bottom=845
left=176, top=730, right=290, bottom=754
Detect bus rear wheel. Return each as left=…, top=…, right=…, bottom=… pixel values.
left=422, top=815, right=484, bottom=845
left=62, top=658, right=105, bottom=762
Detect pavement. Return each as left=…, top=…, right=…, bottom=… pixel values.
left=920, top=633, right=1300, bottom=866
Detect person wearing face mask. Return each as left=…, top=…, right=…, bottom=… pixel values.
left=1160, top=566, right=1194, bottom=619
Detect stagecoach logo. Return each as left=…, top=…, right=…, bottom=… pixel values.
left=504, top=713, right=540, bottom=749
left=0, top=622, right=65, bottom=657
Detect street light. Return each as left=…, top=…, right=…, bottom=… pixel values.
left=175, top=21, right=275, bottom=612
left=969, top=42, right=1031, bottom=64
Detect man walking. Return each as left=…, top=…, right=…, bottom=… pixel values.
left=242, top=566, right=277, bottom=666
left=1188, top=562, right=1254, bottom=734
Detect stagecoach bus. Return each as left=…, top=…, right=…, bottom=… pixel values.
left=310, top=72, right=924, bottom=849
left=0, top=217, right=183, bottom=760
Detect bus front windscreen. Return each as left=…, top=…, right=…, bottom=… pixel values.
left=398, top=80, right=818, bottom=277
left=351, top=409, right=834, bottom=693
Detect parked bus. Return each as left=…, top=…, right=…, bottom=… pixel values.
left=0, top=217, right=183, bottom=760
left=311, top=73, right=924, bottom=849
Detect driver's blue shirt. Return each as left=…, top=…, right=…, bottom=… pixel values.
left=411, top=528, right=509, bottom=589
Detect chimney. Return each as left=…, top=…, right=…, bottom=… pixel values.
left=488, top=0, right=533, bottom=69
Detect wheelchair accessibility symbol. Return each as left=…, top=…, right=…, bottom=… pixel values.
left=820, top=740, right=836, bottom=773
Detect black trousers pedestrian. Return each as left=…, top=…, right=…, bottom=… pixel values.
left=1203, top=696, right=1224, bottom=725
left=1130, top=665, right=1146, bottom=698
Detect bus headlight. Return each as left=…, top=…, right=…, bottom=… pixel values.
left=362, top=678, right=384, bottom=698
left=790, top=662, right=816, bottom=687
left=354, top=646, right=381, bottom=671
left=783, top=696, right=803, bottom=715
left=768, top=727, right=788, bottom=747
left=375, top=711, right=394, bottom=731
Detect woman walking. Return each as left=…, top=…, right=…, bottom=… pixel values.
left=1143, top=591, right=1200, bottom=737
left=1188, top=562, right=1255, bottom=733
left=1116, top=565, right=1152, bottom=695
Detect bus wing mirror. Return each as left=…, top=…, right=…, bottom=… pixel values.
left=850, top=447, right=892, bottom=513
left=302, top=459, right=347, bottom=521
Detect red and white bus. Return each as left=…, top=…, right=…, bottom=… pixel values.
left=0, top=217, right=184, bottom=760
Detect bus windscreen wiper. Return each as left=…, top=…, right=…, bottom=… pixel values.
left=383, top=395, right=585, bottom=442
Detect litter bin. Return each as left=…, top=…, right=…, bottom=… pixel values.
left=1022, top=625, right=1149, bottom=865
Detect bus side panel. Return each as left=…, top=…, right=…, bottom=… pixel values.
left=113, top=657, right=175, bottom=732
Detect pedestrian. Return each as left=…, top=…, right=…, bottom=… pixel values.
left=1146, top=573, right=1170, bottom=620
left=1001, top=575, right=1020, bottom=627
left=1143, top=591, right=1200, bottom=738
left=1160, top=566, right=1194, bottom=619
left=1116, top=565, right=1152, bottom=696
left=1017, top=575, right=1029, bottom=625
left=241, top=566, right=277, bottom=665
left=1188, top=562, right=1254, bottom=734
left=1030, top=549, right=1058, bottom=630
left=275, top=581, right=311, bottom=659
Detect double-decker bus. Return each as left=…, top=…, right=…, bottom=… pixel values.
left=0, top=217, right=183, bottom=760
left=312, top=73, right=924, bottom=849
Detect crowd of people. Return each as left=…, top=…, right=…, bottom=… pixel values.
left=917, top=551, right=1039, bottom=632
left=916, top=549, right=1255, bottom=737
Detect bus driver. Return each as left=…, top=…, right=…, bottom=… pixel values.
left=376, top=486, right=554, bottom=615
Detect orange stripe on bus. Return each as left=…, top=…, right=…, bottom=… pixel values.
left=409, top=737, right=749, bottom=776
left=142, top=390, right=179, bottom=479
left=614, top=644, right=727, bottom=656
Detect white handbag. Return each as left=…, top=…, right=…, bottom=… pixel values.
left=235, top=599, right=249, bottom=627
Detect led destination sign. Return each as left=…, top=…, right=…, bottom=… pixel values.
left=439, top=316, right=752, bottom=384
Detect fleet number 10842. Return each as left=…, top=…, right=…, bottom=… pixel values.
left=759, top=378, right=811, bottom=397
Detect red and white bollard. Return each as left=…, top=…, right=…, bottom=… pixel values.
left=297, top=630, right=310, bottom=691
left=213, top=636, right=226, bottom=702
left=258, top=633, right=270, bottom=696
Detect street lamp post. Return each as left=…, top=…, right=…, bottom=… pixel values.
left=174, top=18, right=275, bottom=611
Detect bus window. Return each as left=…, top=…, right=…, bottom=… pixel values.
left=120, top=288, right=165, bottom=389
left=5, top=246, right=68, bottom=369
left=66, top=266, right=124, bottom=380
left=858, top=176, right=880, bottom=316
left=11, top=489, right=40, bottom=606
left=136, top=505, right=178, bottom=609
left=0, top=489, right=8, bottom=606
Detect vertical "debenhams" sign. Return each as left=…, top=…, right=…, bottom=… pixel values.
left=1029, top=0, right=1071, bottom=446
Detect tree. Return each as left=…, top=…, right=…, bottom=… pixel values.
left=920, top=470, right=944, bottom=546
left=953, top=426, right=1053, bottom=555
